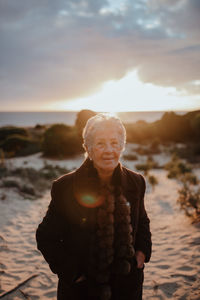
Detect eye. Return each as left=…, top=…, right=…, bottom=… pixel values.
left=111, top=141, right=118, bottom=146
left=96, top=141, right=104, bottom=146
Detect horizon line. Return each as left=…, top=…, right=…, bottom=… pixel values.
left=0, top=109, right=199, bottom=113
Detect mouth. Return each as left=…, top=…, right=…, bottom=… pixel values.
left=103, top=158, right=114, bottom=161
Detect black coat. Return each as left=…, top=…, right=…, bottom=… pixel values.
left=36, top=159, right=152, bottom=300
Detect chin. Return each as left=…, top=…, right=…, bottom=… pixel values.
left=101, top=163, right=117, bottom=172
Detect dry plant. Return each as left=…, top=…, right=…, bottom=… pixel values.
left=135, top=156, right=158, bottom=176
left=177, top=183, right=200, bottom=219
left=165, top=154, right=200, bottom=221
left=123, top=153, right=138, bottom=161
left=165, top=154, right=192, bottom=179
left=148, top=174, right=158, bottom=191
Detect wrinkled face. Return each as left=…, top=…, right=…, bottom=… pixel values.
left=89, top=127, right=122, bottom=174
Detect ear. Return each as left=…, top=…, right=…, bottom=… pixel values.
left=85, top=146, right=92, bottom=160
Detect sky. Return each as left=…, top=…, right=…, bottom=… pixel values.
left=0, top=0, right=200, bottom=112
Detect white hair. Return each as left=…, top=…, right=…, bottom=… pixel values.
left=82, top=113, right=126, bottom=155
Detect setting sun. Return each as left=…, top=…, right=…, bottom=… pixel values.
left=49, top=71, right=198, bottom=112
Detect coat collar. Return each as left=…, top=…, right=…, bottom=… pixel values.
left=73, top=158, right=123, bottom=208
left=75, top=157, right=123, bottom=186
left=73, top=158, right=140, bottom=206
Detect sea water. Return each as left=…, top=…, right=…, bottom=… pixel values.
left=0, top=111, right=186, bottom=127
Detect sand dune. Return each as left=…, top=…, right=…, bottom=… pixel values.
left=143, top=170, right=200, bottom=299
left=0, top=150, right=200, bottom=299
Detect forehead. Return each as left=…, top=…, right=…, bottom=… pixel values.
left=93, top=127, right=120, bottom=140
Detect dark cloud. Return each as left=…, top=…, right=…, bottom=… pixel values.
left=0, top=0, right=199, bottom=109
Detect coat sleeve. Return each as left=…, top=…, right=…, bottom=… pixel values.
left=36, top=179, right=79, bottom=285
left=134, top=174, right=152, bottom=263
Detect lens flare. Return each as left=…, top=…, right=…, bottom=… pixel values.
left=76, top=193, right=105, bottom=208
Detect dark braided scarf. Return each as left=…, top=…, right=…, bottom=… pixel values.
left=74, top=159, right=135, bottom=300
left=87, top=180, right=135, bottom=300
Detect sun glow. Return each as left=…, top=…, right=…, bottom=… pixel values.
left=49, top=71, right=198, bottom=112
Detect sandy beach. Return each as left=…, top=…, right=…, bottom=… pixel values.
left=0, top=147, right=200, bottom=299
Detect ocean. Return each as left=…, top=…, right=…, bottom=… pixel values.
left=0, top=111, right=187, bottom=127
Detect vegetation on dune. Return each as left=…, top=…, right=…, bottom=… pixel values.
left=165, top=153, right=200, bottom=221
left=170, top=143, right=200, bottom=164
left=42, top=111, right=97, bottom=158
left=0, top=126, right=43, bottom=158
left=1, top=110, right=200, bottom=221
left=0, top=163, right=70, bottom=199
left=125, top=110, right=200, bottom=146
left=150, top=138, right=161, bottom=154
left=1, top=134, right=40, bottom=157
left=135, top=142, right=161, bottom=155
left=1, top=109, right=200, bottom=161
left=135, top=156, right=159, bottom=175
left=135, top=163, right=150, bottom=175
left=0, top=126, right=28, bottom=140
left=148, top=174, right=158, bottom=191
left=134, top=155, right=159, bottom=191
left=164, top=154, right=192, bottom=179
left=75, top=109, right=96, bottom=136
left=190, top=113, right=200, bottom=139
left=42, top=124, right=82, bottom=158
left=122, top=153, right=138, bottom=161
left=177, top=182, right=200, bottom=222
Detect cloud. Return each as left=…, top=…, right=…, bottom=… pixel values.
left=0, top=0, right=199, bottom=108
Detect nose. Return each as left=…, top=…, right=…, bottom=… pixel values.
left=104, top=142, right=113, bottom=152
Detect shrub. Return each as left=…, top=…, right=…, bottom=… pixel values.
left=135, top=156, right=158, bottom=175
left=135, top=147, right=150, bottom=155
left=0, top=126, right=28, bottom=141
left=135, top=145, right=160, bottom=156
left=181, top=173, right=198, bottom=185
left=5, top=164, right=71, bottom=196
left=0, top=166, right=8, bottom=178
left=123, top=153, right=138, bottom=161
left=75, top=110, right=96, bottom=136
left=41, top=163, right=69, bottom=180
left=35, top=124, right=46, bottom=130
left=126, top=120, right=156, bottom=144
left=150, top=138, right=161, bottom=154
left=42, top=124, right=82, bottom=157
left=16, top=142, right=41, bottom=156
left=148, top=174, right=158, bottom=190
left=177, top=184, right=200, bottom=218
left=12, top=167, right=39, bottom=182
left=171, top=143, right=200, bottom=163
left=190, top=113, right=200, bottom=140
left=166, top=152, right=200, bottom=221
left=0, top=148, right=5, bottom=166
left=1, top=134, right=39, bottom=157
left=2, top=178, right=20, bottom=188
left=157, top=111, right=191, bottom=142
left=165, top=154, right=192, bottom=179
left=1, top=134, right=28, bottom=152
left=20, top=184, right=35, bottom=196
left=146, top=156, right=158, bottom=168
left=135, top=163, right=150, bottom=175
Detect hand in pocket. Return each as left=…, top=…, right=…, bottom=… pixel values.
left=135, top=250, right=145, bottom=269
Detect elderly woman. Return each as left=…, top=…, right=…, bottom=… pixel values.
left=36, top=113, right=152, bottom=300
